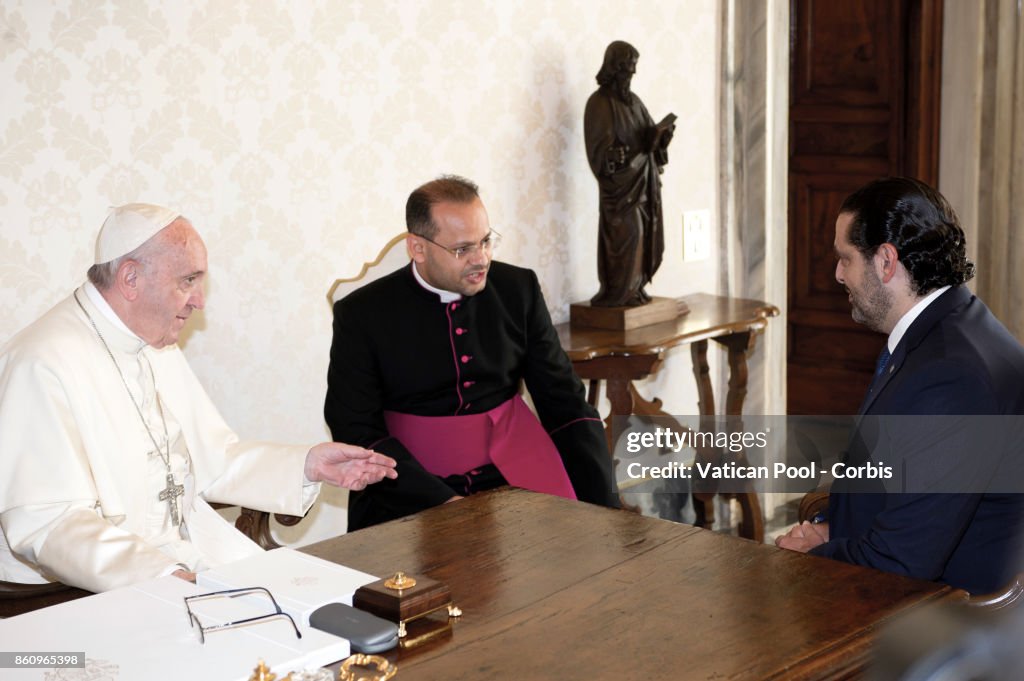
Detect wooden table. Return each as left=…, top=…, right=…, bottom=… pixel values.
left=556, top=293, right=780, bottom=540
left=304, top=488, right=962, bottom=680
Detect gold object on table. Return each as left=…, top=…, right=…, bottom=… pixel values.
left=249, top=659, right=277, bottom=681
left=354, top=571, right=460, bottom=642
left=383, top=572, right=416, bottom=590
left=338, top=653, right=397, bottom=681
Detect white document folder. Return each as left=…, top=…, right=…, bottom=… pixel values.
left=197, top=547, right=379, bottom=625
left=0, top=576, right=349, bottom=681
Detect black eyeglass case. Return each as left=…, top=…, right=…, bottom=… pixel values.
left=308, top=603, right=399, bottom=653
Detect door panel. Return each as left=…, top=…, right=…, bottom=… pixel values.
left=786, top=0, right=943, bottom=415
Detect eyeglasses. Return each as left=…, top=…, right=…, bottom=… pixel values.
left=183, top=587, right=301, bottom=644
left=419, top=230, right=502, bottom=260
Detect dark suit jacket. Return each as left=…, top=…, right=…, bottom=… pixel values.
left=810, top=286, right=1024, bottom=593
left=325, top=261, right=618, bottom=530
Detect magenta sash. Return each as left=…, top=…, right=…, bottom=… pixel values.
left=383, top=396, right=577, bottom=500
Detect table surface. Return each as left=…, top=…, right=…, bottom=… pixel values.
left=303, top=488, right=961, bottom=680
left=555, top=292, right=780, bottom=360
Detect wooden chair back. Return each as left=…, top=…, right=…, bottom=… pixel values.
left=327, top=234, right=409, bottom=307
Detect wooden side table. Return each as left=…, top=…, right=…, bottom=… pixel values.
left=556, top=293, right=780, bottom=541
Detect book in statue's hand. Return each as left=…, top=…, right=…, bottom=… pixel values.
left=652, top=113, right=677, bottom=150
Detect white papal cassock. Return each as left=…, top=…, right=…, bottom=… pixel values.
left=0, top=283, right=318, bottom=593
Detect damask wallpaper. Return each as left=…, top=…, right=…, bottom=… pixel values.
left=0, top=1, right=719, bottom=536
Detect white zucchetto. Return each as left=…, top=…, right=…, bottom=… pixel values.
left=94, top=203, right=180, bottom=265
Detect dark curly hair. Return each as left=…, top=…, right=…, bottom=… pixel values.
left=839, top=177, right=975, bottom=295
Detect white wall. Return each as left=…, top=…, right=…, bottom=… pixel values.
left=0, top=0, right=720, bottom=539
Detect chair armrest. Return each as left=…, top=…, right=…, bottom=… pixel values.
left=967, top=573, right=1024, bottom=611
left=797, top=488, right=831, bottom=524
left=0, top=580, right=91, bottom=618
left=232, top=508, right=307, bottom=550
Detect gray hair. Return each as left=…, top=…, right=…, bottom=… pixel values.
left=87, top=242, right=149, bottom=290
left=86, top=217, right=188, bottom=289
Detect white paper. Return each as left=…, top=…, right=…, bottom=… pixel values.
left=0, top=576, right=349, bottom=681
left=196, top=547, right=379, bottom=625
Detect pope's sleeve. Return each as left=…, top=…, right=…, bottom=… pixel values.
left=520, top=271, right=619, bottom=508
left=151, top=347, right=319, bottom=516
left=0, top=353, right=178, bottom=591
left=3, top=505, right=182, bottom=592
left=324, top=296, right=455, bottom=513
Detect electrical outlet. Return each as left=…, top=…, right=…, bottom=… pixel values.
left=683, top=209, right=711, bottom=261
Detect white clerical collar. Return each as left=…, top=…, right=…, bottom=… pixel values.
left=83, top=281, right=143, bottom=341
left=887, top=285, right=951, bottom=352
left=412, top=262, right=462, bottom=303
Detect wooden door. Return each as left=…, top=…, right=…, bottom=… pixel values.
left=787, top=0, right=943, bottom=414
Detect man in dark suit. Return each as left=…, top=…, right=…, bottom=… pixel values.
left=325, top=175, right=619, bottom=530
left=776, top=177, right=1024, bottom=594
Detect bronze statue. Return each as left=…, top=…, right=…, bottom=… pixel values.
left=584, top=41, right=674, bottom=308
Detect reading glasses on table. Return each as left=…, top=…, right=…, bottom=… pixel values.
left=183, top=586, right=301, bottom=644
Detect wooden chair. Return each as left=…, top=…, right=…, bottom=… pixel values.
left=796, top=488, right=831, bottom=525
left=0, top=580, right=91, bottom=619
left=966, top=573, right=1024, bottom=611
left=327, top=233, right=409, bottom=306
left=214, top=503, right=294, bottom=551
left=796, top=487, right=1024, bottom=611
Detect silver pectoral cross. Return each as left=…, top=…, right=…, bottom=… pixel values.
left=159, top=472, right=184, bottom=526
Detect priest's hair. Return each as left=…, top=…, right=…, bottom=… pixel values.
left=406, top=175, right=479, bottom=239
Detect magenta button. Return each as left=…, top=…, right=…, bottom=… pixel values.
left=461, top=355, right=471, bottom=363
left=463, top=381, right=474, bottom=388
left=455, top=328, right=465, bottom=335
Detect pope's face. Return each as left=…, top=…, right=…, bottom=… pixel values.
left=834, top=212, right=891, bottom=332
left=415, top=198, right=492, bottom=297
left=131, top=220, right=207, bottom=348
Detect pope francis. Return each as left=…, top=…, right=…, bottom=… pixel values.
left=0, top=204, right=397, bottom=593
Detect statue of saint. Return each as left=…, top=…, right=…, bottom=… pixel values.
left=584, top=41, right=674, bottom=307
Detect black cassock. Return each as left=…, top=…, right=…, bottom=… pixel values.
left=325, top=261, right=618, bottom=530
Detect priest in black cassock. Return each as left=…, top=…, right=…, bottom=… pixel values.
left=325, top=175, right=619, bottom=530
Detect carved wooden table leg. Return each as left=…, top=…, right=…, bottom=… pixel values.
left=689, top=340, right=718, bottom=531
left=573, top=354, right=663, bottom=468
left=713, top=330, right=764, bottom=543
left=715, top=331, right=753, bottom=418
left=691, top=339, right=716, bottom=416
left=735, top=487, right=765, bottom=543
left=604, top=377, right=635, bottom=465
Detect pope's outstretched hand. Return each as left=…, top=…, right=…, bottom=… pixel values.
left=304, top=443, right=398, bottom=491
